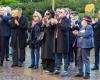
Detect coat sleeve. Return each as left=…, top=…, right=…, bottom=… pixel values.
left=2, top=16, right=11, bottom=27
left=9, top=17, right=18, bottom=29
left=78, top=25, right=93, bottom=38
left=19, top=16, right=28, bottom=30
left=60, top=19, right=71, bottom=31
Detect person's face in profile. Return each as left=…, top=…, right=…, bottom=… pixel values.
left=98, top=13, right=100, bottom=19
left=81, top=20, right=88, bottom=27
left=33, top=16, right=40, bottom=22
left=46, top=12, right=52, bottom=19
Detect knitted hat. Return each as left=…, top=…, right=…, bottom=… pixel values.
left=82, top=16, right=92, bottom=23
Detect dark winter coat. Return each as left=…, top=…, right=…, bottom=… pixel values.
left=0, top=15, right=11, bottom=37
left=41, top=23, right=55, bottom=60
left=93, top=19, right=100, bottom=41
left=53, top=17, right=71, bottom=53
left=10, top=16, right=28, bottom=48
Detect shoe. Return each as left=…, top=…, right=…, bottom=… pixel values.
left=61, top=71, right=68, bottom=77
left=34, top=65, right=39, bottom=69
left=11, top=64, right=18, bottom=67
left=0, top=61, right=3, bottom=66
left=91, top=66, right=99, bottom=70
left=18, top=63, right=23, bottom=67
left=44, top=70, right=50, bottom=73
left=75, top=73, right=83, bottom=77
left=83, top=73, right=90, bottom=79
left=0, top=63, right=3, bottom=66
left=18, top=62, right=24, bottom=67
left=6, top=58, right=10, bottom=61
left=28, top=65, right=35, bottom=68
left=53, top=70, right=60, bottom=75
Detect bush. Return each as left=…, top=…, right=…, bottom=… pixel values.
left=8, top=1, right=52, bottom=21
left=0, top=0, right=16, bottom=5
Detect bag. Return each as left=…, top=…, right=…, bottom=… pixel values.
left=35, top=31, right=45, bottom=47
left=36, top=32, right=44, bottom=41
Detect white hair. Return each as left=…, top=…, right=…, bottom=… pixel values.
left=33, top=11, right=42, bottom=20
left=6, top=6, right=12, bottom=14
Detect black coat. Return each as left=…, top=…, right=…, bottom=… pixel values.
left=41, top=24, right=55, bottom=60
left=70, top=20, right=80, bottom=47
left=10, top=16, right=28, bottom=48
left=53, top=17, right=71, bottom=53
left=93, top=19, right=100, bottom=41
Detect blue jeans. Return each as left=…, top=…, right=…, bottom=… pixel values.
left=77, top=48, right=90, bottom=74
left=31, top=47, right=40, bottom=66
left=55, top=53, right=69, bottom=71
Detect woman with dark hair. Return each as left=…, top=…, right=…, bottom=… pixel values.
left=41, top=10, right=57, bottom=73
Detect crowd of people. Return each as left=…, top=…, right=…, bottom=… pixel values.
left=0, top=6, right=100, bottom=79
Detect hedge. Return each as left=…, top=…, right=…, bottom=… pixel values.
left=0, top=0, right=100, bottom=20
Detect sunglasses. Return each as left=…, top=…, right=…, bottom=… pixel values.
left=46, top=13, right=50, bottom=15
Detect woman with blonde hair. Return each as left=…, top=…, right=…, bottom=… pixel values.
left=28, top=11, right=42, bottom=69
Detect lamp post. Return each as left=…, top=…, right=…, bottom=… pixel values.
left=52, top=0, right=55, bottom=11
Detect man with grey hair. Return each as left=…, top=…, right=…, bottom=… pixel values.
left=10, top=8, right=28, bottom=67
left=53, top=8, right=71, bottom=76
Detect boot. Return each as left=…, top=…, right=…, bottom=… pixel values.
left=0, top=60, right=3, bottom=66
left=91, top=65, right=99, bottom=70
left=84, top=73, right=90, bottom=79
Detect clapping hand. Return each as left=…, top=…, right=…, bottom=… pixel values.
left=72, top=30, right=78, bottom=35
left=50, top=18, right=58, bottom=25
left=32, top=20, right=37, bottom=28
left=92, top=18, right=97, bottom=24
left=15, top=19, right=19, bottom=26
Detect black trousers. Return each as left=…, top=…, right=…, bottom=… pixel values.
left=73, top=47, right=78, bottom=66
left=94, top=40, right=100, bottom=68
left=5, top=36, right=10, bottom=59
left=12, top=47, right=25, bottom=65
left=69, top=46, right=77, bottom=66
left=0, top=37, right=8, bottom=62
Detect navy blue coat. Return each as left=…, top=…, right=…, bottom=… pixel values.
left=0, top=15, right=11, bottom=37
left=29, top=21, right=42, bottom=48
